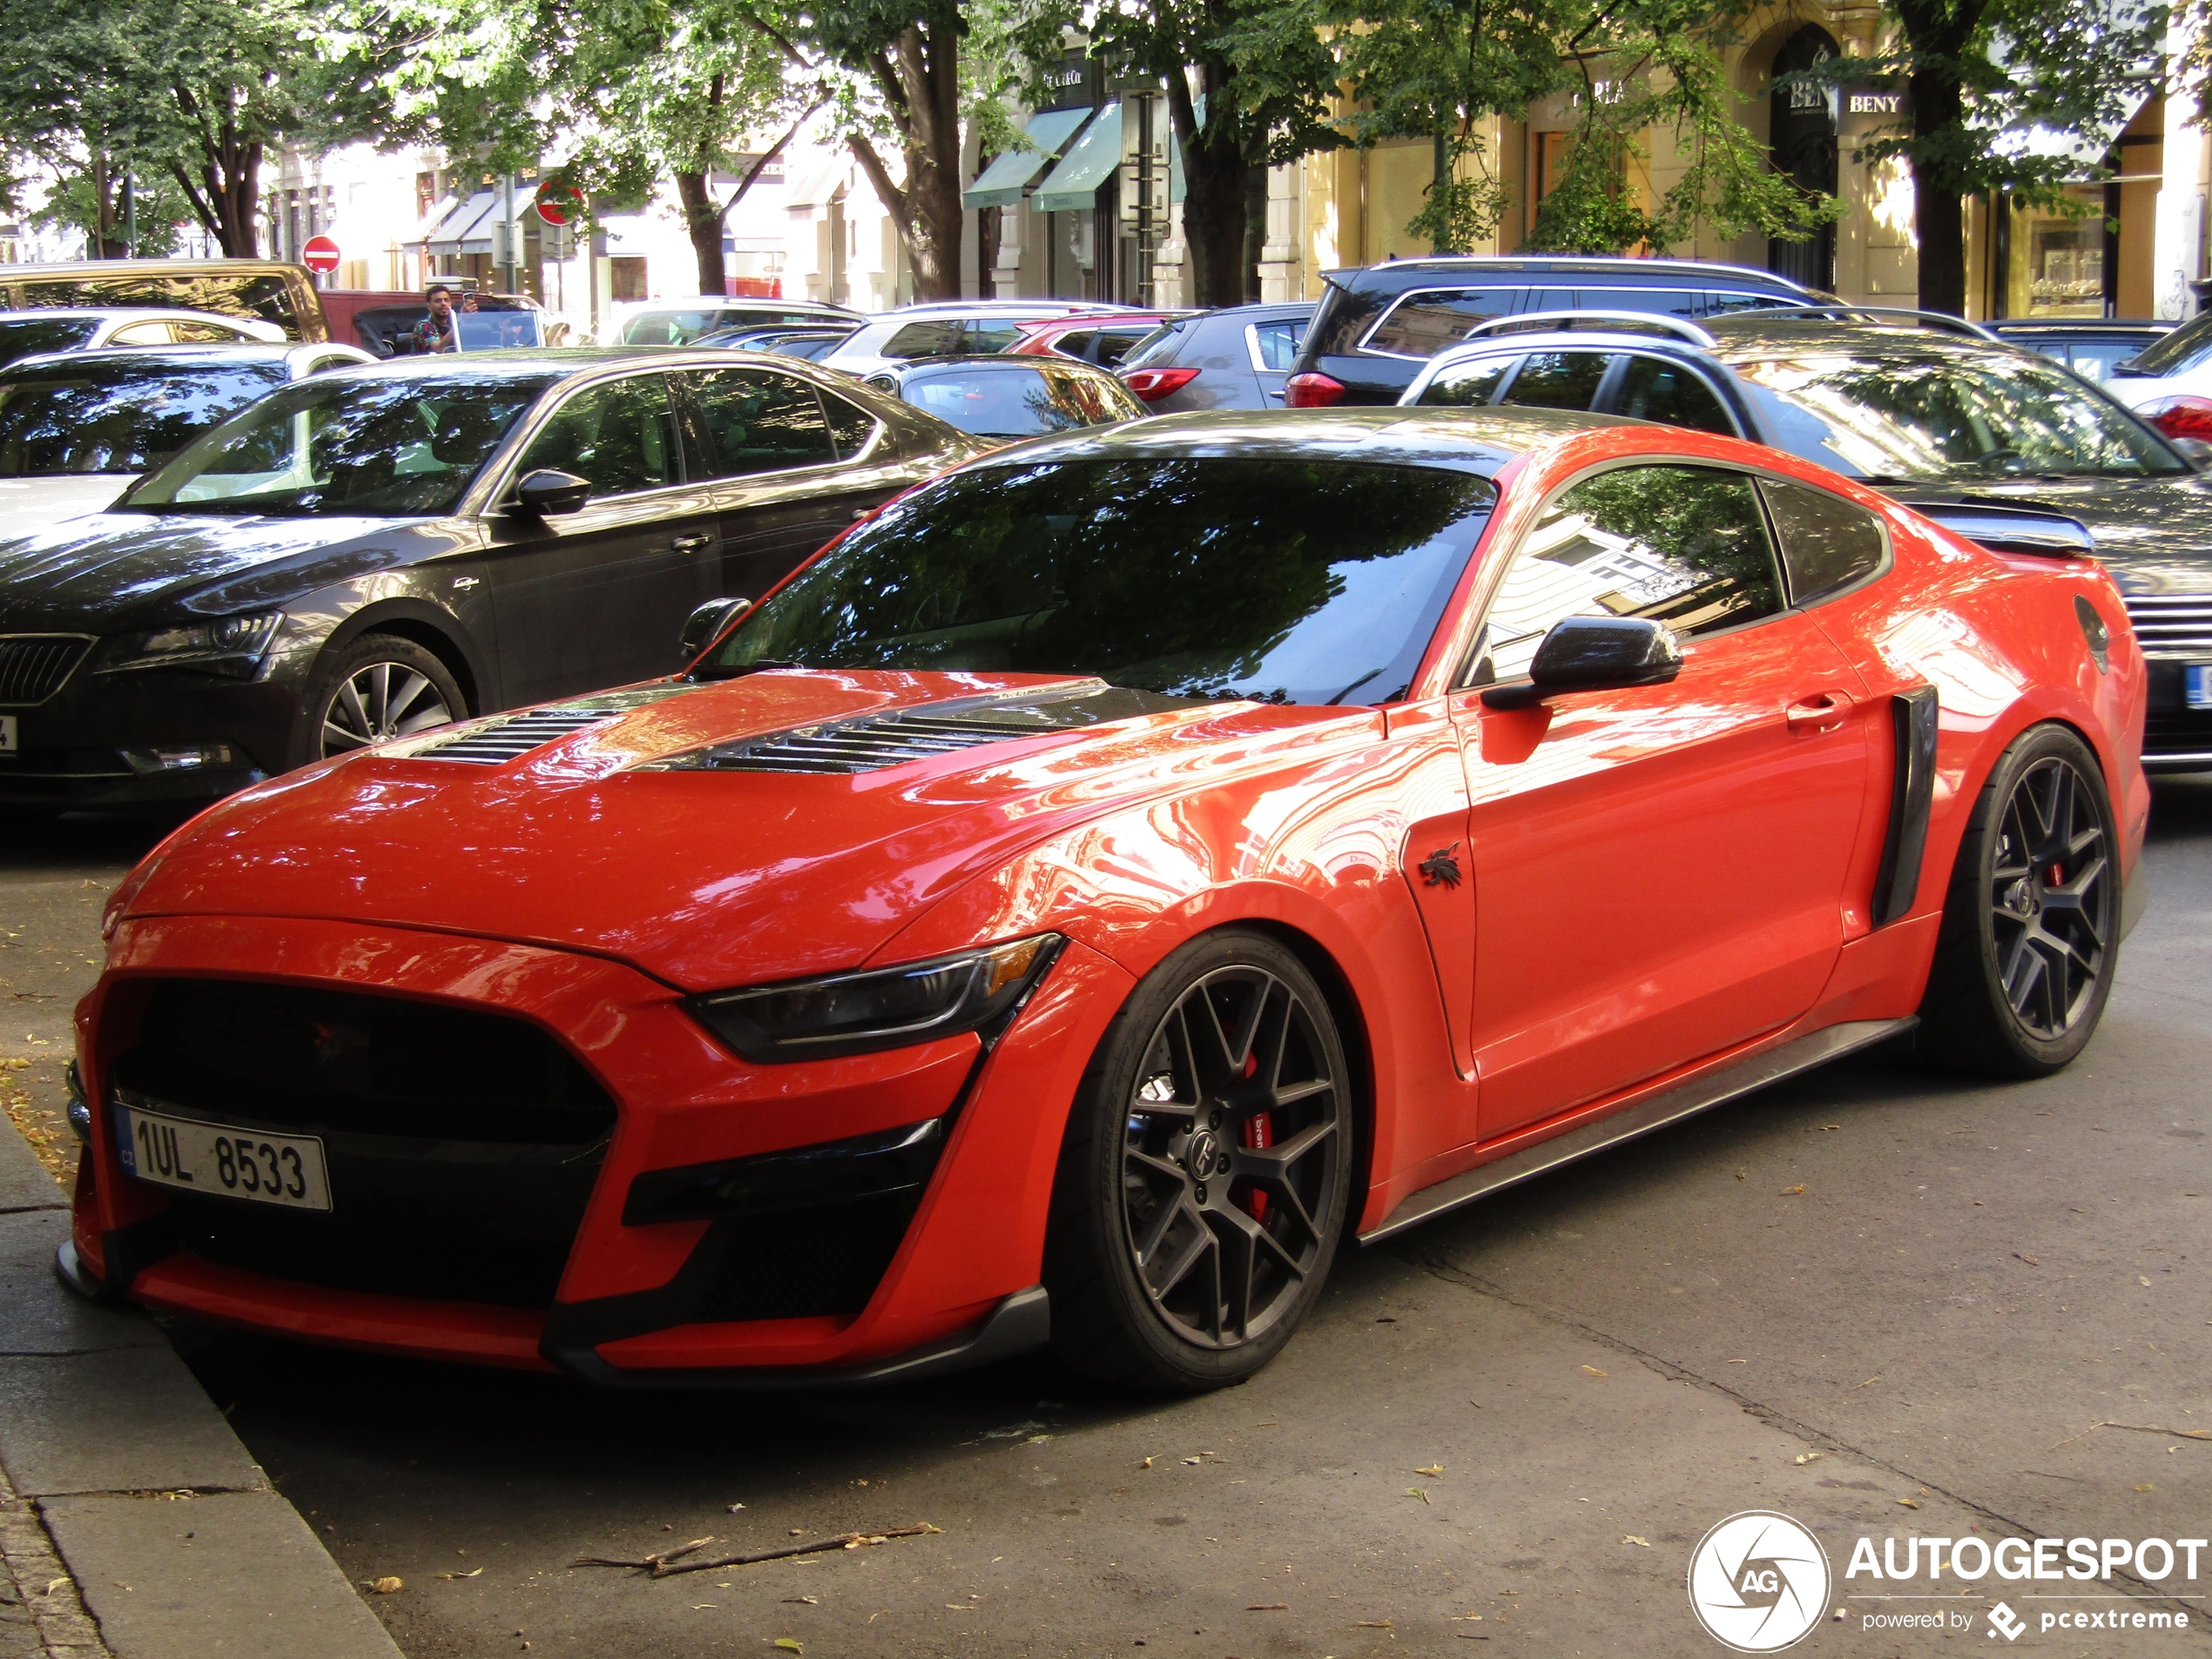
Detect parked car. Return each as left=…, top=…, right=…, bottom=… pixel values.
left=1009, top=311, right=1194, bottom=369
left=1115, top=301, right=1315, bottom=413
left=321, top=289, right=555, bottom=357
left=1988, top=320, right=2169, bottom=385
left=2099, top=311, right=2212, bottom=434
left=0, top=350, right=980, bottom=812
left=693, top=322, right=860, bottom=361
left=1398, top=307, right=2212, bottom=769
left=0, top=259, right=326, bottom=341
left=0, top=342, right=374, bottom=538
left=864, top=356, right=1146, bottom=438
left=616, top=298, right=858, bottom=347
left=1284, top=255, right=1823, bottom=407
left=0, top=308, right=287, bottom=370
left=64, top=405, right=2142, bottom=1391
left=821, top=300, right=1132, bottom=376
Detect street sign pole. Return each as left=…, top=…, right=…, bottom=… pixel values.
left=500, top=173, right=517, bottom=294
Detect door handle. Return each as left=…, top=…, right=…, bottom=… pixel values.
left=1785, top=690, right=1856, bottom=734
left=670, top=533, right=713, bottom=552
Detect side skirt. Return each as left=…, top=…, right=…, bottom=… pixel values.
left=1359, top=1016, right=1916, bottom=1244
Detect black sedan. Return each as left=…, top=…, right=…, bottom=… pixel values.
left=861, top=355, right=1145, bottom=440
left=0, top=350, right=979, bottom=810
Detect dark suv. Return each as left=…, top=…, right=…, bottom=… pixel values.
left=1398, top=308, right=2212, bottom=771
left=1285, top=256, right=1822, bottom=407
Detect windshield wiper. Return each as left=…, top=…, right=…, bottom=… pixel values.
left=1327, top=666, right=1389, bottom=705
left=691, top=658, right=807, bottom=681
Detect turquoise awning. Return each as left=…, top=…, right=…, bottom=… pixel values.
left=1170, top=94, right=1206, bottom=205
left=963, top=107, right=1093, bottom=210
left=1034, top=102, right=1124, bottom=214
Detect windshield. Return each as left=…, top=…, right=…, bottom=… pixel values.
left=0, top=364, right=285, bottom=476
left=119, top=372, right=556, bottom=517
left=699, top=456, right=1494, bottom=705
left=2116, top=314, right=2204, bottom=378
left=0, top=317, right=100, bottom=367
left=1730, top=349, right=2188, bottom=481
left=900, top=367, right=1122, bottom=437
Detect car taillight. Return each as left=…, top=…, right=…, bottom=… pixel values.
left=2140, top=395, right=2212, bottom=442
left=1121, top=366, right=1200, bottom=401
left=1284, top=372, right=1345, bottom=408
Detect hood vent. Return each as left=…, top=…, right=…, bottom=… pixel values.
left=644, top=682, right=1212, bottom=775
left=2121, top=592, right=2212, bottom=658
left=412, top=685, right=695, bottom=765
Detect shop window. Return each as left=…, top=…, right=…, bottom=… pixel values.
left=610, top=257, right=648, bottom=303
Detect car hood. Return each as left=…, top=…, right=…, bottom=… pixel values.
left=0, top=475, right=137, bottom=541
left=122, top=670, right=1376, bottom=992
left=0, top=510, right=434, bottom=632
left=1892, top=473, right=2212, bottom=595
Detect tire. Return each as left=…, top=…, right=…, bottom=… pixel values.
left=1044, top=928, right=1355, bottom=1392
left=299, top=634, right=466, bottom=765
left=1918, top=723, right=2120, bottom=1077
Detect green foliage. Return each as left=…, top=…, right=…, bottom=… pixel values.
left=32, top=171, right=193, bottom=257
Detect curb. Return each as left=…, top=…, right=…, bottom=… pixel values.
left=0, top=1129, right=402, bottom=1659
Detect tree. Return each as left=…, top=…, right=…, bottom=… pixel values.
left=1811, top=0, right=2162, bottom=314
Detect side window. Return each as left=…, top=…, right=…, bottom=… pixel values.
left=1759, top=477, right=1887, bottom=605
left=109, top=321, right=176, bottom=345
left=960, top=320, right=1026, bottom=354
left=517, top=374, right=679, bottom=495
left=1575, top=287, right=1701, bottom=318
left=685, top=368, right=836, bottom=477
left=1418, top=355, right=1517, bottom=408
left=172, top=320, right=242, bottom=343
left=1475, top=466, right=1784, bottom=683
left=1500, top=350, right=1620, bottom=412
left=1365, top=288, right=1513, bottom=358
left=1613, top=354, right=1737, bottom=435
left=1247, top=319, right=1306, bottom=371
left=1050, top=329, right=1097, bottom=361
left=882, top=320, right=962, bottom=361
left=1704, top=291, right=1799, bottom=317
left=1095, top=327, right=1153, bottom=368
left=819, top=388, right=880, bottom=459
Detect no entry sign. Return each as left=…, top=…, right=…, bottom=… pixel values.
left=301, top=234, right=340, bottom=273
left=533, top=180, right=586, bottom=227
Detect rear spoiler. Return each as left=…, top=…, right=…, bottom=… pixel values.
left=1898, top=501, right=2097, bottom=558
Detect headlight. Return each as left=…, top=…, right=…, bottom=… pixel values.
left=100, top=612, right=281, bottom=678
left=687, top=934, right=1064, bottom=1062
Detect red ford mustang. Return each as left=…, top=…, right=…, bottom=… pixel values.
left=62, top=408, right=2148, bottom=1392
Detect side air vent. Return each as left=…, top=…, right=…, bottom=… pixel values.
left=411, top=685, right=693, bottom=765
left=2122, top=592, right=2212, bottom=658
left=644, top=682, right=1211, bottom=775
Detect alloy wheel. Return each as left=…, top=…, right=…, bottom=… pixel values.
left=1987, top=753, right=2112, bottom=1041
left=320, top=661, right=455, bottom=757
left=1119, top=964, right=1345, bottom=1351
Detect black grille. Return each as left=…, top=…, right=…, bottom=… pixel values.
left=0, top=635, right=91, bottom=705
left=2145, top=708, right=2212, bottom=760
left=648, top=682, right=1209, bottom=775
left=699, top=1192, right=922, bottom=1321
left=113, top=979, right=617, bottom=1309
left=413, top=706, right=616, bottom=764
left=2123, top=594, right=2212, bottom=658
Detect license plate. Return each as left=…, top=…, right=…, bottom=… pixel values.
left=115, top=1103, right=332, bottom=1211
left=2189, top=664, right=2212, bottom=711
left=0, top=715, right=15, bottom=753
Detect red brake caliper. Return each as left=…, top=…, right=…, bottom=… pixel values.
left=1240, top=1050, right=1271, bottom=1221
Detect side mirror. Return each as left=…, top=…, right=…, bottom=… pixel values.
left=680, top=596, right=751, bottom=661
left=514, top=469, right=590, bottom=516
left=1481, top=616, right=1683, bottom=710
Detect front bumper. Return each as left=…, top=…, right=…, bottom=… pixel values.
left=68, top=913, right=1130, bottom=1380
left=0, top=658, right=295, bottom=809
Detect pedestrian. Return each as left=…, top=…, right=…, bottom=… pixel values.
left=408, top=286, right=458, bottom=354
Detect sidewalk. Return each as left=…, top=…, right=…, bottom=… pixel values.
left=0, top=1119, right=404, bottom=1659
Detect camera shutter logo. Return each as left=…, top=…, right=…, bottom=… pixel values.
left=1687, top=1511, right=1831, bottom=1652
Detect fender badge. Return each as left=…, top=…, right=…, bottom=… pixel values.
left=1418, top=844, right=1463, bottom=889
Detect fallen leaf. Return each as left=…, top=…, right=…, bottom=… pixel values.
left=1413, top=1465, right=1446, bottom=1476
left=1821, top=1123, right=1841, bottom=1131
left=1779, top=1184, right=1805, bottom=1196
left=1406, top=1487, right=1431, bottom=1504
left=1896, top=1499, right=1919, bottom=1510
left=369, top=1576, right=403, bottom=1594
left=2014, top=1253, right=2040, bottom=1266
left=782, top=1596, right=819, bottom=1605
left=1851, top=1375, right=1881, bottom=1389
left=1023, top=1434, right=1053, bottom=1445
left=1141, top=1457, right=1153, bottom=1469
left=1355, top=1619, right=1395, bottom=1629
left=1452, top=1613, right=1484, bottom=1620
left=772, top=1641, right=804, bottom=1655
left=693, top=1603, right=718, bottom=1609
left=1183, top=1456, right=1203, bottom=1466
left=1792, top=1453, right=1824, bottom=1466
left=2136, top=1483, right=2156, bottom=1493
left=1247, top=1602, right=1290, bottom=1610
left=1623, top=1535, right=1650, bottom=1548
left=1581, top=1365, right=1607, bottom=1378
left=728, top=1503, right=747, bottom=1513
left=2140, top=1277, right=2153, bottom=1288
left=435, top=1568, right=485, bottom=1580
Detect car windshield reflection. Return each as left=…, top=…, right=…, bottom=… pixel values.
left=0, top=365, right=287, bottom=476
left=117, top=372, right=560, bottom=517
left=698, top=456, right=1494, bottom=706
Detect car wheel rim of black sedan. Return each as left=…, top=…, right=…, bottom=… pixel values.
left=1120, top=964, right=1344, bottom=1351
left=320, top=663, right=455, bottom=757
left=1988, top=754, right=2112, bottom=1041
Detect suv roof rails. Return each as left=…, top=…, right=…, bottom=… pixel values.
left=1725, top=304, right=2000, bottom=343
left=1463, top=310, right=1719, bottom=349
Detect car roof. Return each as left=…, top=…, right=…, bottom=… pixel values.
left=958, top=403, right=1636, bottom=478
left=891, top=353, right=1119, bottom=374
left=1700, top=314, right=2020, bottom=361
left=1987, top=319, right=2166, bottom=334
left=1325, top=255, right=1817, bottom=292
left=0, top=307, right=259, bottom=325
left=0, top=342, right=339, bottom=375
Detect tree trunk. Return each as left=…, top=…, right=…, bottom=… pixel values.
left=1242, top=165, right=1267, bottom=301
left=1168, top=68, right=1250, bottom=308
left=678, top=170, right=728, bottom=296
left=90, top=152, right=125, bottom=259
left=900, top=24, right=965, bottom=300
left=1909, top=67, right=1966, bottom=314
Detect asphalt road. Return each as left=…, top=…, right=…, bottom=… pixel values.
left=3, top=779, right=2210, bottom=1658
